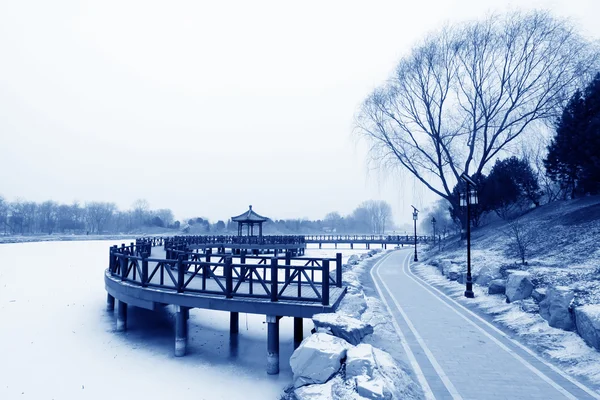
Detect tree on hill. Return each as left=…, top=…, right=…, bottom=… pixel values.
left=486, top=157, right=541, bottom=219
left=356, top=11, right=598, bottom=227
left=545, top=74, right=600, bottom=197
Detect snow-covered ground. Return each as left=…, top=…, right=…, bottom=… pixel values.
left=0, top=241, right=372, bottom=400
left=412, top=261, right=600, bottom=390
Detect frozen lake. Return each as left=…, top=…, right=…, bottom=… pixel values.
left=0, top=240, right=370, bottom=399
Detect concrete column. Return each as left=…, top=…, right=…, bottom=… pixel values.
left=106, top=293, right=115, bottom=312
left=266, top=315, right=279, bottom=375
left=116, top=300, right=127, bottom=331
left=175, top=306, right=188, bottom=357
left=230, top=312, right=239, bottom=334
left=294, top=317, right=303, bottom=348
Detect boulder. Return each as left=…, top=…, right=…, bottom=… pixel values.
left=337, top=292, right=368, bottom=319
left=505, top=272, right=533, bottom=303
left=475, top=265, right=501, bottom=286
left=346, top=344, right=421, bottom=400
left=444, top=265, right=462, bottom=281
left=355, top=376, right=391, bottom=400
left=347, top=255, right=360, bottom=266
left=574, top=305, right=600, bottom=351
left=539, top=286, right=575, bottom=331
left=488, top=279, right=506, bottom=295
left=520, top=298, right=539, bottom=314
left=346, top=343, right=376, bottom=379
left=313, top=313, right=374, bottom=345
left=290, top=333, right=350, bottom=388
left=440, top=260, right=452, bottom=275
left=532, top=288, right=547, bottom=303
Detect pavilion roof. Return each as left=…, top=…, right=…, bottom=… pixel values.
left=231, top=205, right=268, bottom=223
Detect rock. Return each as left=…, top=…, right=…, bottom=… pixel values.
left=440, top=260, right=452, bottom=275
left=505, top=272, right=533, bottom=303
left=444, top=265, right=462, bottom=281
left=574, top=305, right=600, bottom=351
left=355, top=376, right=391, bottom=400
left=520, top=298, right=539, bottom=314
left=532, top=288, right=547, bottom=303
left=290, top=333, right=350, bottom=388
left=347, top=255, right=360, bottom=266
left=313, top=313, right=374, bottom=345
left=475, top=265, right=501, bottom=286
left=539, top=286, right=575, bottom=331
left=337, top=292, right=368, bottom=319
left=359, top=254, right=369, bottom=261
left=488, top=279, right=506, bottom=295
left=345, top=344, right=421, bottom=400
left=346, top=344, right=376, bottom=379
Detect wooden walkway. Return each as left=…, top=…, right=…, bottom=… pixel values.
left=105, top=241, right=347, bottom=374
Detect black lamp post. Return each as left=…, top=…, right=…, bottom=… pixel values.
left=411, top=205, right=419, bottom=262
left=431, top=217, right=437, bottom=246
left=460, top=173, right=478, bottom=298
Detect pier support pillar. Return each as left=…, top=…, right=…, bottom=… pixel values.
left=106, top=293, right=115, bottom=311
left=319, top=243, right=322, bottom=249
left=175, top=306, right=188, bottom=357
left=230, top=312, right=239, bottom=334
left=350, top=243, right=353, bottom=249
left=266, top=315, right=280, bottom=375
left=294, top=317, right=303, bottom=348
left=116, top=300, right=127, bottom=332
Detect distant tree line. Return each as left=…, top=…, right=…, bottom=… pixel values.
left=0, top=198, right=179, bottom=235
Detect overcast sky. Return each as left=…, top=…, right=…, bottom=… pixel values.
left=0, top=0, right=598, bottom=226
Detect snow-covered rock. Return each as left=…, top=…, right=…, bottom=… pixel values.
left=574, top=305, right=600, bottom=351
left=440, top=259, right=452, bottom=275
left=444, top=265, right=462, bottom=281
left=488, top=279, right=506, bottom=295
left=337, top=292, right=368, bottom=319
left=290, top=333, right=350, bottom=388
left=520, top=298, right=539, bottom=314
left=347, top=255, right=360, bottom=266
left=539, top=286, right=575, bottom=331
left=345, top=343, right=420, bottom=400
left=355, top=376, right=390, bottom=400
left=475, top=265, right=501, bottom=286
left=313, top=313, right=374, bottom=345
left=532, top=288, right=547, bottom=303
left=346, top=343, right=376, bottom=378
left=505, top=272, right=533, bottom=303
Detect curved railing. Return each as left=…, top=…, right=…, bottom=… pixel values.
left=303, top=234, right=430, bottom=242
left=107, top=243, right=342, bottom=305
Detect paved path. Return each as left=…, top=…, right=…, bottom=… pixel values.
left=371, top=250, right=600, bottom=400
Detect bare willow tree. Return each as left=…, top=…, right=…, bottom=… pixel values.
left=356, top=11, right=598, bottom=220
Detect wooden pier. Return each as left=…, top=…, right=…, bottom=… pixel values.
left=105, top=238, right=345, bottom=374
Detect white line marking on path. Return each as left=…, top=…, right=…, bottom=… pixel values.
left=375, top=252, right=464, bottom=400
left=369, top=252, right=436, bottom=400
left=402, top=252, right=600, bottom=400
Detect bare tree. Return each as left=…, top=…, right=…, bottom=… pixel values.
left=356, top=200, right=393, bottom=234
left=85, top=202, right=116, bottom=234
left=356, top=11, right=598, bottom=223
left=324, top=212, right=343, bottom=232
left=502, top=218, right=538, bottom=264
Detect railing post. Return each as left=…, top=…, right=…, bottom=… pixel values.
left=142, top=253, right=148, bottom=287
left=270, top=257, right=278, bottom=302
left=177, top=254, right=185, bottom=293
left=109, top=246, right=116, bottom=273
left=120, top=256, right=127, bottom=281
left=336, top=253, right=342, bottom=288
left=225, top=256, right=233, bottom=298
left=285, top=251, right=291, bottom=283
left=322, top=259, right=329, bottom=306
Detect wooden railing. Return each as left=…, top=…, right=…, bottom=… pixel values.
left=108, top=244, right=342, bottom=305
left=303, top=234, right=430, bottom=242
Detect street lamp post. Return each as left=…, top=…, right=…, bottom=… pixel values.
left=411, top=205, right=419, bottom=262
left=460, top=173, right=478, bottom=299
left=431, top=217, right=437, bottom=246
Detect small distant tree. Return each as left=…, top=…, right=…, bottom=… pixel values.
left=215, top=220, right=226, bottom=232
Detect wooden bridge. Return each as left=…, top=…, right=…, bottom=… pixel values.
left=304, top=234, right=431, bottom=249
left=105, top=238, right=345, bottom=374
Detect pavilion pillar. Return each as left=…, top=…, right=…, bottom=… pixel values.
left=266, top=315, right=280, bottom=375
left=106, top=293, right=115, bottom=311
left=175, top=306, right=188, bottom=357
left=116, top=300, right=127, bottom=332
left=294, top=317, right=303, bottom=348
